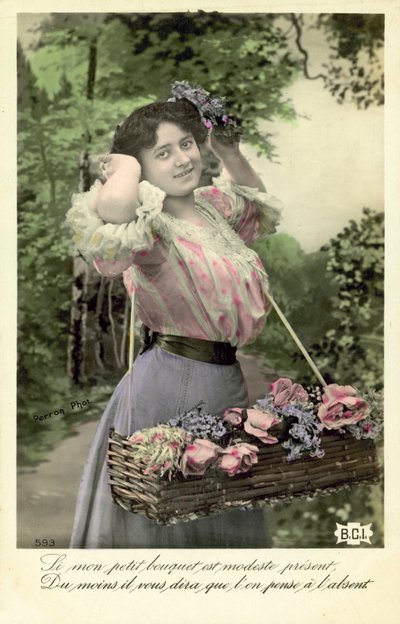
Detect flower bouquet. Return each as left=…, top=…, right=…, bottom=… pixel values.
left=107, top=379, right=382, bottom=524
left=168, top=80, right=242, bottom=144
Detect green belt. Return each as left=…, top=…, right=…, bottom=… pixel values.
left=155, top=333, right=237, bottom=365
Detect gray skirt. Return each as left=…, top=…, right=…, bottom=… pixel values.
left=69, top=345, right=271, bottom=548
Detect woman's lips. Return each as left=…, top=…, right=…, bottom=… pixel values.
left=174, top=167, right=194, bottom=178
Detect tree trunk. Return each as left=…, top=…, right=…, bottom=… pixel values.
left=33, top=119, right=57, bottom=210
left=67, top=37, right=97, bottom=383
left=67, top=255, right=89, bottom=383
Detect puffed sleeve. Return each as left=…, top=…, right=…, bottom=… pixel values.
left=197, top=176, right=282, bottom=245
left=65, top=179, right=168, bottom=275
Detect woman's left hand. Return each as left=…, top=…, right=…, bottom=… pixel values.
left=208, top=131, right=266, bottom=192
left=208, top=132, right=241, bottom=163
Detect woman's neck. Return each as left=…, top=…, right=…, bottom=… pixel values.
left=163, top=191, right=212, bottom=228
left=163, top=192, right=196, bottom=219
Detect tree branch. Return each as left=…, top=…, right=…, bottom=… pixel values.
left=290, top=14, right=326, bottom=82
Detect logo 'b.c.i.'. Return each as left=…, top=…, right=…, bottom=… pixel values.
left=334, top=522, right=373, bottom=545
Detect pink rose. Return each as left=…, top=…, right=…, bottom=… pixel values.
left=180, top=438, right=220, bottom=478
left=317, top=384, right=369, bottom=430
left=270, top=377, right=309, bottom=408
left=218, top=443, right=258, bottom=477
left=244, top=409, right=280, bottom=445
left=223, top=407, right=243, bottom=427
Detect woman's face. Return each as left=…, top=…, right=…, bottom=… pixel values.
left=139, top=122, right=202, bottom=196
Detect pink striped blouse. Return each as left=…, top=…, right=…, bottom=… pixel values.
left=66, top=176, right=282, bottom=347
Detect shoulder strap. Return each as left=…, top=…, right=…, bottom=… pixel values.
left=128, top=292, right=135, bottom=372
left=263, top=286, right=327, bottom=388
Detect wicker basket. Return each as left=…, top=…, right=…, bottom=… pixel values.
left=107, top=427, right=380, bottom=525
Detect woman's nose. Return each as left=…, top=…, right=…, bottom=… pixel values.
left=175, top=150, right=191, bottom=166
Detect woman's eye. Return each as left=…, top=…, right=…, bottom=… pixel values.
left=182, top=140, right=193, bottom=149
left=157, top=150, right=169, bottom=159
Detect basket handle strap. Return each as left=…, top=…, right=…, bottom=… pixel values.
left=263, top=286, right=327, bottom=388
left=128, top=291, right=135, bottom=372
left=122, top=292, right=136, bottom=437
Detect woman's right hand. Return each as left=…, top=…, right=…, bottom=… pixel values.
left=97, top=153, right=141, bottom=182
left=95, top=154, right=142, bottom=224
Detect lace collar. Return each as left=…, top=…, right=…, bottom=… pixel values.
left=157, top=194, right=262, bottom=267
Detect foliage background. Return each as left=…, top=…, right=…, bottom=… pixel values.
left=17, top=12, right=384, bottom=547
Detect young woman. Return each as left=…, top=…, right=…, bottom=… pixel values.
left=66, top=98, right=281, bottom=548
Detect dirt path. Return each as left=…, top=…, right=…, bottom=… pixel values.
left=17, top=353, right=276, bottom=548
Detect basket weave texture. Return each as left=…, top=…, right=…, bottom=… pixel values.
left=107, top=428, right=380, bottom=525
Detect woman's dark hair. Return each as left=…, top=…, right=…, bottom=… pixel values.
left=110, top=99, right=208, bottom=161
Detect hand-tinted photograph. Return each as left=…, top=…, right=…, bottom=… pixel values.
left=17, top=11, right=384, bottom=549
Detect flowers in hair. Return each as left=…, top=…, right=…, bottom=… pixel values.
left=169, top=80, right=242, bottom=143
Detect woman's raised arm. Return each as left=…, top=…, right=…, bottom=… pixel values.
left=209, top=134, right=266, bottom=192
left=96, top=154, right=142, bottom=224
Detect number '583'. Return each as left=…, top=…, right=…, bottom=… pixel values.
left=35, top=539, right=55, bottom=547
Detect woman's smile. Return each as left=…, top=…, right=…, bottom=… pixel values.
left=174, top=167, right=194, bottom=179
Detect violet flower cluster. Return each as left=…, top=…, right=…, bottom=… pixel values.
left=345, top=388, right=383, bottom=440
left=169, top=80, right=242, bottom=143
left=255, top=389, right=325, bottom=462
left=167, top=403, right=228, bottom=443
left=280, top=404, right=325, bottom=462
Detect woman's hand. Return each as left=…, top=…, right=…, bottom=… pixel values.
left=97, top=153, right=141, bottom=183
left=208, top=133, right=240, bottom=163
left=208, top=132, right=266, bottom=192
left=96, top=154, right=141, bottom=224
